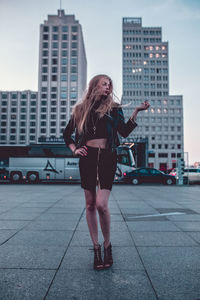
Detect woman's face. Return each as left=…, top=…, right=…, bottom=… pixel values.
left=97, top=77, right=111, bottom=96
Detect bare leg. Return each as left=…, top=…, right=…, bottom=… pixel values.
left=96, top=188, right=111, bottom=248
left=84, top=189, right=99, bottom=248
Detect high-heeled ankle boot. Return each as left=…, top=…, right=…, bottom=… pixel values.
left=93, top=244, right=104, bottom=270
left=104, top=242, right=113, bottom=268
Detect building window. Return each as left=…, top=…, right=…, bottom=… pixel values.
left=71, top=50, right=77, bottom=57
left=61, top=92, right=67, bottom=99
left=52, top=42, right=58, bottom=49
left=43, top=42, right=48, bottom=48
left=71, top=58, right=77, bottom=65
left=2, top=94, right=8, bottom=99
left=71, top=26, right=78, bottom=32
left=51, top=94, right=57, bottom=99
left=52, top=66, right=57, bottom=73
left=52, top=50, right=58, bottom=57
left=61, top=58, right=67, bottom=65
left=62, top=26, right=68, bottom=32
left=53, top=26, right=58, bottom=32
left=53, top=34, right=58, bottom=40
left=42, top=58, right=48, bottom=64
left=62, top=34, right=68, bottom=40
left=71, top=66, right=77, bottom=73
left=62, top=50, right=67, bottom=57
left=61, top=67, right=67, bottom=73
left=71, top=75, right=77, bottom=81
left=62, top=42, right=67, bottom=48
left=52, top=75, right=57, bottom=81
left=43, top=34, right=48, bottom=40
left=71, top=42, right=77, bottom=48
left=52, top=58, right=57, bottom=65
left=42, top=50, right=48, bottom=56
left=43, top=26, right=49, bottom=32
left=61, top=75, right=67, bottom=81
left=42, top=75, right=47, bottom=81
left=158, top=153, right=168, bottom=158
left=72, top=34, right=77, bottom=40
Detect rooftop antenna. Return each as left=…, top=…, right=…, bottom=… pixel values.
left=59, top=0, right=62, bottom=16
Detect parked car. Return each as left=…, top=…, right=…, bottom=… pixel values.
left=123, top=167, right=176, bottom=185
left=183, top=168, right=200, bottom=184
left=169, top=168, right=200, bottom=184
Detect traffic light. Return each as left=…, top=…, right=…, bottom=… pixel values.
left=180, top=158, right=185, bottom=175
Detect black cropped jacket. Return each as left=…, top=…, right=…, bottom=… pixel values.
left=63, top=107, right=137, bottom=150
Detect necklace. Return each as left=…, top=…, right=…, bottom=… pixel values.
left=91, top=112, right=99, bottom=135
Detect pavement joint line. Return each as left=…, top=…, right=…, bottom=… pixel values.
left=124, top=212, right=186, bottom=220
left=43, top=203, right=86, bottom=299
left=0, top=188, right=79, bottom=247
left=111, top=191, right=159, bottom=300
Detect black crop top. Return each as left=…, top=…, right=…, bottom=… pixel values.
left=85, top=111, right=108, bottom=141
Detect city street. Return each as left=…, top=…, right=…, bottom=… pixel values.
left=0, top=183, right=200, bottom=299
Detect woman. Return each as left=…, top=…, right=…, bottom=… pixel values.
left=63, top=74, right=150, bottom=270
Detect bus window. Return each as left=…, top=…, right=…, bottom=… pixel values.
left=116, top=147, right=131, bottom=166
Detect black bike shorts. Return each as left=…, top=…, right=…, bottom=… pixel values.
left=79, top=146, right=117, bottom=191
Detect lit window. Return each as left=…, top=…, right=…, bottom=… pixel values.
left=162, top=46, right=166, bottom=50
left=149, top=46, right=153, bottom=51
left=149, top=53, right=153, bottom=58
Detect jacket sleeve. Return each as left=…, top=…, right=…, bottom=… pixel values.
left=63, top=118, right=76, bottom=147
left=117, top=107, right=137, bottom=138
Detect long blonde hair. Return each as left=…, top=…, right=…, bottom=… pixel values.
left=72, top=74, right=119, bottom=134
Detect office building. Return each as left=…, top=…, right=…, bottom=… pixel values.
left=0, top=9, right=87, bottom=145
left=122, top=18, right=183, bottom=170
left=37, top=9, right=87, bottom=140
left=0, top=91, right=38, bottom=144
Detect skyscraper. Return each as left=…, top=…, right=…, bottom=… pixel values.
left=122, top=18, right=183, bottom=171
left=0, top=9, right=87, bottom=145
left=37, top=9, right=87, bottom=141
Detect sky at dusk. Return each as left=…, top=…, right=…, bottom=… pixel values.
left=0, top=0, right=199, bottom=164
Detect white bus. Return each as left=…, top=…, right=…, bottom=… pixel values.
left=0, top=144, right=136, bottom=183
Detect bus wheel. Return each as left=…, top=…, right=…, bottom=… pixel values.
left=132, top=178, right=139, bottom=185
left=27, top=172, right=39, bottom=184
left=10, top=171, right=22, bottom=184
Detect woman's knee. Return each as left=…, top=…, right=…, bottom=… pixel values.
left=86, top=202, right=96, bottom=212
left=96, top=203, right=109, bottom=215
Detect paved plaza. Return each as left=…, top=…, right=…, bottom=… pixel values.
left=0, top=183, right=200, bottom=300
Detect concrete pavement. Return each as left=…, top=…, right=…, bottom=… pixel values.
left=0, top=183, right=200, bottom=299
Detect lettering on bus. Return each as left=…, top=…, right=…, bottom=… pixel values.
left=67, top=162, right=78, bottom=166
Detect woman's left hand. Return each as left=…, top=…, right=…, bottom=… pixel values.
left=136, top=100, right=150, bottom=112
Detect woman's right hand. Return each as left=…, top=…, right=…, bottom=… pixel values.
left=74, top=146, right=88, bottom=156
